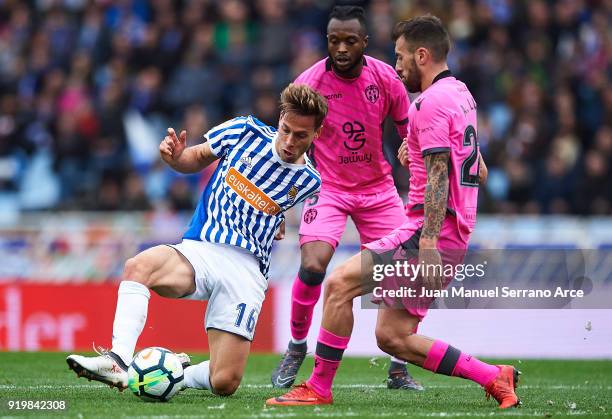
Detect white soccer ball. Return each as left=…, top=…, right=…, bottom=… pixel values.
left=128, top=347, right=184, bottom=402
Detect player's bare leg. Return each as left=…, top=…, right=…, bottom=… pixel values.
left=374, top=309, right=430, bottom=365
left=273, top=239, right=421, bottom=390
left=184, top=329, right=250, bottom=396
left=67, top=246, right=195, bottom=390
left=268, top=248, right=520, bottom=408
left=267, top=251, right=369, bottom=405
left=271, top=241, right=334, bottom=388
left=352, top=197, right=423, bottom=391
left=375, top=305, right=520, bottom=408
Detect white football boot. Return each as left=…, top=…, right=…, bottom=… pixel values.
left=66, top=345, right=192, bottom=392
left=66, top=345, right=129, bottom=391
left=176, top=352, right=192, bottom=371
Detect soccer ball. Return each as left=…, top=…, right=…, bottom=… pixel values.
left=128, top=347, right=184, bottom=402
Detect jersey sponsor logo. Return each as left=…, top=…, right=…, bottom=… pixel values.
left=287, top=186, right=298, bottom=204
left=338, top=151, right=372, bottom=165
left=325, top=93, right=343, bottom=100
left=303, top=208, right=318, bottom=224
left=365, top=84, right=380, bottom=103
left=226, top=167, right=281, bottom=215
left=342, top=121, right=366, bottom=150
left=414, top=126, right=434, bottom=135
left=340, top=121, right=370, bottom=164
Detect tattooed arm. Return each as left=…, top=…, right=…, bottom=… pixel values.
left=421, top=152, right=450, bottom=245
left=418, top=151, right=450, bottom=290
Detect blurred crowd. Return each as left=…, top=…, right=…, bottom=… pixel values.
left=0, top=0, right=610, bottom=216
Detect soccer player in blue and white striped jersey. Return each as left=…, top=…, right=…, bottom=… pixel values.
left=67, top=84, right=327, bottom=397
left=182, top=112, right=321, bottom=279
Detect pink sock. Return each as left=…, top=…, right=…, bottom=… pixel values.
left=423, top=340, right=499, bottom=387
left=423, top=340, right=449, bottom=372
left=290, top=276, right=322, bottom=341
left=307, top=328, right=350, bottom=398
left=453, top=353, right=500, bottom=386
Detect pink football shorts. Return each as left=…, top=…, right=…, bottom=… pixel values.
left=299, top=186, right=406, bottom=249
left=364, top=208, right=469, bottom=320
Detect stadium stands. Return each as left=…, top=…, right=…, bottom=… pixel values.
left=0, top=0, right=609, bottom=215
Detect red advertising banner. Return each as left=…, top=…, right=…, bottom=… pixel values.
left=0, top=283, right=275, bottom=352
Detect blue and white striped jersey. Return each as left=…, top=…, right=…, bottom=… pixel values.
left=184, top=116, right=321, bottom=278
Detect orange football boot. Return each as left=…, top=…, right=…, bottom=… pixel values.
left=266, top=382, right=333, bottom=406
left=484, top=365, right=521, bottom=408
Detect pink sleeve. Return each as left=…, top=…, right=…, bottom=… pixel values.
left=389, top=76, right=410, bottom=139
left=415, top=96, right=451, bottom=156
left=294, top=71, right=306, bottom=84
left=294, top=68, right=313, bottom=86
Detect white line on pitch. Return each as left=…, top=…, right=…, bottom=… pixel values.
left=2, top=384, right=611, bottom=390
left=244, top=384, right=612, bottom=390
left=121, top=411, right=605, bottom=419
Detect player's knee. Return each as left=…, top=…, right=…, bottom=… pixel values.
left=375, top=327, right=410, bottom=357
left=123, top=256, right=154, bottom=287
left=298, top=266, right=326, bottom=286
left=211, top=369, right=242, bottom=396
left=300, top=242, right=333, bottom=275
left=300, top=256, right=327, bottom=278
left=377, top=331, right=421, bottom=363
left=375, top=328, right=398, bottom=355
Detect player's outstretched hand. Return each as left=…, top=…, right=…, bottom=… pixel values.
left=274, top=220, right=285, bottom=240
left=418, top=247, right=444, bottom=291
left=397, top=139, right=409, bottom=167
left=160, top=128, right=187, bottom=164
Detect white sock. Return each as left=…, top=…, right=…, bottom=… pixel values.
left=391, top=356, right=407, bottom=365
left=110, top=281, right=150, bottom=365
left=184, top=361, right=212, bottom=390
left=291, top=337, right=307, bottom=345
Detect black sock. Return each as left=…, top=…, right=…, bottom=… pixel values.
left=389, top=360, right=407, bottom=375
left=288, top=340, right=307, bottom=353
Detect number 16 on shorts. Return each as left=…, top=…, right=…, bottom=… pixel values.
left=235, top=303, right=257, bottom=334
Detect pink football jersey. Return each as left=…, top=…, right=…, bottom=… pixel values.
left=405, top=71, right=480, bottom=241
left=295, top=56, right=409, bottom=193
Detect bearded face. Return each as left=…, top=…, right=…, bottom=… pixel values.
left=403, top=54, right=422, bottom=93
left=395, top=36, right=423, bottom=93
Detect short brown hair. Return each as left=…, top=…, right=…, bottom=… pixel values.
left=392, top=15, right=450, bottom=62
left=279, top=83, right=328, bottom=129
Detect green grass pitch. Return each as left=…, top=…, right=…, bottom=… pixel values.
left=1, top=352, right=610, bottom=418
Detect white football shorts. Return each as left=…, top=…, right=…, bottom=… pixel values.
left=168, top=239, right=267, bottom=341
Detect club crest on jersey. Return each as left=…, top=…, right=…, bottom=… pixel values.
left=365, top=84, right=380, bottom=103
left=303, top=208, right=318, bottom=224
left=287, top=186, right=298, bottom=204
left=226, top=168, right=281, bottom=215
